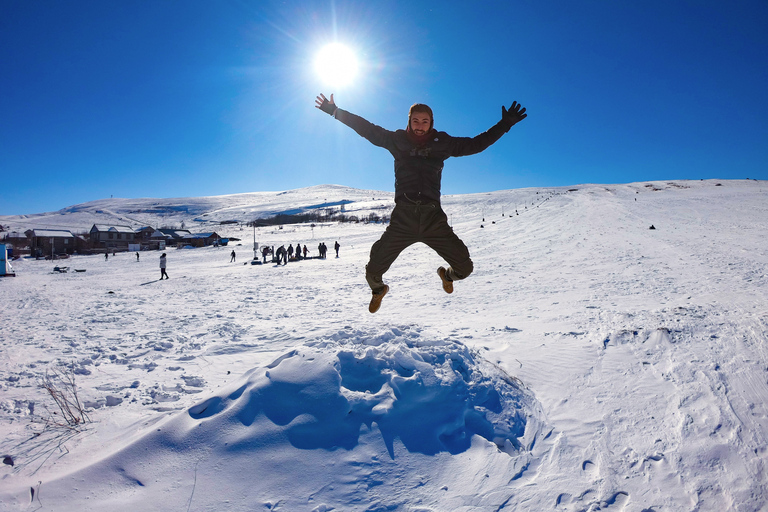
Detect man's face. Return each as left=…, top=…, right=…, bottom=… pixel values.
left=410, top=112, right=432, bottom=136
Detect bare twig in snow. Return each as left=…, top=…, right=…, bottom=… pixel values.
left=41, top=367, right=91, bottom=427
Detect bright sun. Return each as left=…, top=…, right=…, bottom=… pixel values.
left=315, top=43, right=358, bottom=88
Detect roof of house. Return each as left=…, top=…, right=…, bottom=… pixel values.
left=28, top=229, right=75, bottom=238
left=182, top=232, right=219, bottom=239
left=90, top=224, right=135, bottom=234
left=157, top=229, right=192, bottom=238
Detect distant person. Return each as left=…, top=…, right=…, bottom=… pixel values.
left=334, top=241, right=340, bottom=258
left=287, top=244, right=294, bottom=261
left=315, top=92, right=526, bottom=313
left=105, top=253, right=108, bottom=261
left=303, top=245, right=308, bottom=259
left=276, top=245, right=287, bottom=265
left=159, top=253, right=169, bottom=280
left=262, top=246, right=270, bottom=264
left=230, top=250, right=236, bottom=262
left=136, top=252, right=140, bottom=262
left=294, top=243, right=302, bottom=260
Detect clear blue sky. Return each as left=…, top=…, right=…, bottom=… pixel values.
left=2, top=0, right=767, bottom=215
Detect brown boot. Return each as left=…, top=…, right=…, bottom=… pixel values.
left=368, top=285, right=389, bottom=313
left=437, top=267, right=453, bottom=294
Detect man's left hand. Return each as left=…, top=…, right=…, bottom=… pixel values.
left=501, top=101, right=527, bottom=129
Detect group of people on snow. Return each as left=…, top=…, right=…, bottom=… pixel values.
left=149, top=240, right=342, bottom=280
left=267, top=241, right=339, bottom=265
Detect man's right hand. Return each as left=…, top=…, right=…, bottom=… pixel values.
left=315, top=93, right=337, bottom=116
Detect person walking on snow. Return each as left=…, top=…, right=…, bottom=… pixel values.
left=159, top=253, right=169, bottom=280
left=334, top=241, right=340, bottom=258
left=230, top=250, right=236, bottom=262
left=315, top=93, right=527, bottom=313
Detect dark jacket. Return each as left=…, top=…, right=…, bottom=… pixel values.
left=334, top=109, right=512, bottom=203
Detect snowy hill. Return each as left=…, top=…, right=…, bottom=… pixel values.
left=0, top=185, right=395, bottom=234
left=1, top=179, right=767, bottom=511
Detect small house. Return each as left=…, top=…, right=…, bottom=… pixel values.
left=25, top=229, right=76, bottom=258
left=134, top=226, right=156, bottom=242
left=156, top=229, right=192, bottom=246
left=181, top=232, right=221, bottom=247
left=1, top=231, right=29, bottom=256
left=90, top=224, right=136, bottom=251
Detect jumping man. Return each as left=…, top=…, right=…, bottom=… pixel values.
left=315, top=93, right=527, bottom=313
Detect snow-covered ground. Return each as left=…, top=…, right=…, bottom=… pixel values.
left=1, top=180, right=767, bottom=511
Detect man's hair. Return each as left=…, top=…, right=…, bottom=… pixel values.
left=409, top=103, right=434, bottom=130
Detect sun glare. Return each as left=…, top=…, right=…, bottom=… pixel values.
left=315, top=43, right=358, bottom=88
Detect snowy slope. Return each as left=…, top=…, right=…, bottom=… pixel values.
left=1, top=180, right=767, bottom=511
left=0, top=185, right=394, bottom=234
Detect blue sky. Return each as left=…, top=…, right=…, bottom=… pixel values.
left=2, top=0, right=766, bottom=215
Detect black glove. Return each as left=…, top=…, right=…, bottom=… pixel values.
left=315, top=93, right=337, bottom=116
left=501, top=101, right=527, bottom=130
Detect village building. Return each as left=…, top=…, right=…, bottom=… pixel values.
left=1, top=231, right=30, bottom=256
left=25, top=229, right=76, bottom=258
left=150, top=229, right=171, bottom=247
left=181, top=232, right=222, bottom=247
left=134, top=226, right=156, bottom=242
left=156, top=229, right=192, bottom=246
left=89, top=224, right=136, bottom=251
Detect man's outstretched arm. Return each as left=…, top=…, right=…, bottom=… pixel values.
left=449, top=100, right=528, bottom=157
left=314, top=93, right=396, bottom=150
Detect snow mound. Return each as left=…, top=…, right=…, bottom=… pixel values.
left=187, top=326, right=539, bottom=458
left=6, top=327, right=547, bottom=511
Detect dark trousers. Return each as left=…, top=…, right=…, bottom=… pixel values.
left=365, top=200, right=473, bottom=293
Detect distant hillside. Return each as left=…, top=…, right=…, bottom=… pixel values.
left=0, top=184, right=395, bottom=234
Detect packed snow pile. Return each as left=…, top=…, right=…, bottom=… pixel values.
left=192, top=328, right=542, bottom=457
left=2, top=328, right=547, bottom=511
